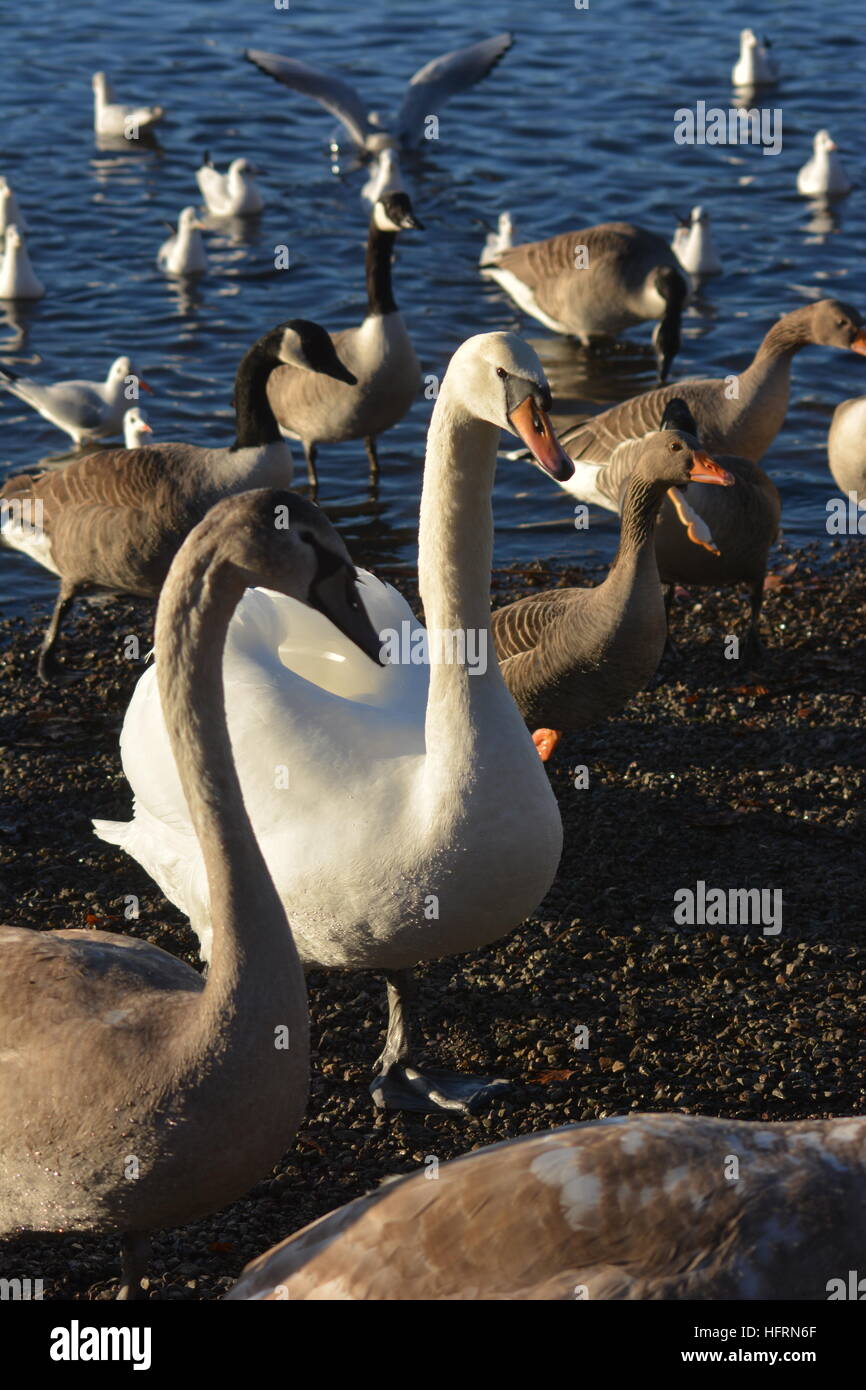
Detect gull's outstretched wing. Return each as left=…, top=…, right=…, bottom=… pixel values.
left=395, top=32, right=513, bottom=144
left=244, top=49, right=371, bottom=150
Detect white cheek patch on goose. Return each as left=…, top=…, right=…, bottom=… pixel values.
left=279, top=327, right=305, bottom=369
left=666, top=487, right=720, bottom=555
left=530, top=1149, right=602, bottom=1229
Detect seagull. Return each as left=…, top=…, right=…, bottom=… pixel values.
left=797, top=130, right=851, bottom=198
left=671, top=206, right=723, bottom=276
left=92, top=71, right=165, bottom=140
left=196, top=154, right=264, bottom=216
left=731, top=29, right=779, bottom=87
left=157, top=208, right=208, bottom=276
left=122, top=405, right=153, bottom=447
left=245, top=33, right=512, bottom=199
left=0, top=225, right=44, bottom=300
left=0, top=356, right=151, bottom=444
left=0, top=178, right=27, bottom=235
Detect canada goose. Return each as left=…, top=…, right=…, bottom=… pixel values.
left=671, top=206, right=723, bottom=277
left=555, top=300, right=866, bottom=483
left=0, top=321, right=355, bottom=682
left=94, top=333, right=573, bottom=1115
left=0, top=486, right=382, bottom=1300
left=123, top=406, right=153, bottom=447
left=267, top=192, right=422, bottom=492
left=797, top=131, right=851, bottom=198
left=225, top=1112, right=866, bottom=1300
left=731, top=29, right=779, bottom=87
left=0, top=354, right=148, bottom=444
left=481, top=222, right=688, bottom=382
left=196, top=154, right=264, bottom=217
left=0, top=177, right=27, bottom=235
left=648, top=398, right=781, bottom=663
left=828, top=395, right=866, bottom=502
left=0, top=224, right=44, bottom=300
left=158, top=208, right=208, bottom=276
left=245, top=33, right=512, bottom=200
left=492, top=423, right=733, bottom=761
left=92, top=71, right=165, bottom=140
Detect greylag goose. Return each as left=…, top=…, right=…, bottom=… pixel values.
left=0, top=486, right=381, bottom=1300
left=0, top=320, right=354, bottom=681
left=650, top=399, right=781, bottom=663
left=555, top=300, right=866, bottom=481
left=267, top=193, right=422, bottom=493
left=492, top=419, right=733, bottom=760
left=0, top=354, right=148, bottom=444
left=92, top=71, right=165, bottom=140
left=828, top=395, right=866, bottom=503
left=245, top=33, right=512, bottom=197
left=196, top=155, right=264, bottom=217
left=481, top=221, right=688, bottom=382
left=226, top=1112, right=866, bottom=1300
left=94, top=333, right=573, bottom=1115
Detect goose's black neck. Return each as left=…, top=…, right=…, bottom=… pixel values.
left=231, top=339, right=283, bottom=451
left=365, top=224, right=398, bottom=317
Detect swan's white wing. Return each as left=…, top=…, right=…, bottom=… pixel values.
left=394, top=32, right=513, bottom=144
left=244, top=49, right=371, bottom=149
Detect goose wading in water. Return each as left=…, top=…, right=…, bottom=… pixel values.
left=481, top=221, right=688, bottom=382
left=0, top=353, right=149, bottom=445
left=0, top=320, right=354, bottom=681
left=226, top=1111, right=866, bottom=1300
left=94, top=332, right=574, bottom=1114
left=0, top=487, right=382, bottom=1300
left=553, top=300, right=866, bottom=478
left=828, top=394, right=866, bottom=504
left=491, top=413, right=734, bottom=762
left=267, top=192, right=422, bottom=493
left=244, top=33, right=513, bottom=201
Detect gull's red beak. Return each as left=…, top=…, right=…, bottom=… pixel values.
left=689, top=451, right=734, bottom=485
left=508, top=396, right=573, bottom=482
left=138, top=378, right=154, bottom=394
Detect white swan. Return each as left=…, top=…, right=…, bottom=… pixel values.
left=95, top=332, right=574, bottom=1113
left=797, top=130, right=851, bottom=198
left=671, top=206, right=722, bottom=276
left=0, top=224, right=44, bottom=300
left=158, top=208, right=208, bottom=276
left=731, top=29, right=778, bottom=87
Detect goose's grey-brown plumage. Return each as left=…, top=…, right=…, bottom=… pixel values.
left=828, top=394, right=866, bottom=502
left=0, top=319, right=354, bottom=681
left=482, top=221, right=688, bottom=381
left=267, top=194, right=422, bottom=492
left=226, top=1112, right=866, bottom=1300
left=0, top=489, right=381, bottom=1299
left=557, top=298, right=866, bottom=475
left=492, top=428, right=732, bottom=741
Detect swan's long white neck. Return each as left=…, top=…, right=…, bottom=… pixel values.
left=417, top=383, right=514, bottom=786
left=155, top=537, right=307, bottom=1061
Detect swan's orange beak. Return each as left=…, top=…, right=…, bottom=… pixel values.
left=508, top=396, right=574, bottom=482
left=851, top=330, right=866, bottom=356
left=689, top=452, right=734, bottom=485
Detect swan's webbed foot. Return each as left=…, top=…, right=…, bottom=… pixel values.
left=371, top=1061, right=509, bottom=1114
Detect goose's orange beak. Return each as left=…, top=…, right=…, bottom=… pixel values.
left=509, top=396, right=573, bottom=482
left=851, top=331, right=866, bottom=356
left=689, top=452, right=734, bottom=485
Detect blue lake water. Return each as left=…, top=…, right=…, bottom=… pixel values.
left=1, top=0, right=864, bottom=615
